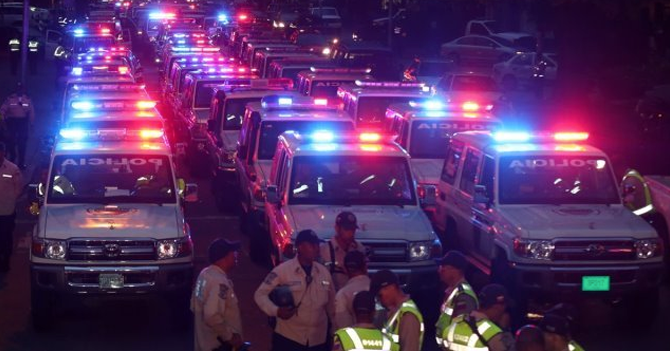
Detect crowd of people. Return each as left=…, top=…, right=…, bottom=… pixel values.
left=190, top=211, right=587, bottom=351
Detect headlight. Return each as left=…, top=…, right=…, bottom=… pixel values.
left=409, top=241, right=432, bottom=261
left=513, top=239, right=554, bottom=260
left=157, top=237, right=192, bottom=259
left=635, top=238, right=663, bottom=259
left=32, top=239, right=67, bottom=260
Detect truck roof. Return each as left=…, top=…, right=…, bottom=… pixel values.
left=338, top=83, right=428, bottom=98
left=386, top=102, right=501, bottom=122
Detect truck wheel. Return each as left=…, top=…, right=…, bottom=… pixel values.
left=621, top=289, right=659, bottom=330
left=31, top=286, right=55, bottom=332
left=168, top=289, right=192, bottom=332
left=442, top=218, right=460, bottom=251
left=250, top=228, right=272, bottom=268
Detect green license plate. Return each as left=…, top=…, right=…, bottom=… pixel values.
left=582, top=276, right=610, bottom=291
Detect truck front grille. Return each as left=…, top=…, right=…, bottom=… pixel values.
left=363, top=242, right=407, bottom=263
left=553, top=239, right=636, bottom=261
left=68, top=239, right=156, bottom=261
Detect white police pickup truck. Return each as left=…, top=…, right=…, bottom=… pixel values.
left=262, top=130, right=441, bottom=291
left=433, top=130, right=664, bottom=322
left=29, top=138, right=198, bottom=331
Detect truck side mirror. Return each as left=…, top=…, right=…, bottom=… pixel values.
left=266, top=185, right=280, bottom=205
left=474, top=185, right=490, bottom=205
left=183, top=183, right=199, bottom=202
left=420, top=185, right=437, bottom=207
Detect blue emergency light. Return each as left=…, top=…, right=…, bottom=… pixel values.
left=310, top=130, right=334, bottom=142
left=72, top=67, right=83, bottom=76
left=71, top=101, right=94, bottom=111
left=59, top=128, right=86, bottom=140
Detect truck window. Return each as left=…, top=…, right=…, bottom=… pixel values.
left=480, top=155, right=495, bottom=200
left=440, top=140, right=464, bottom=185
left=277, top=152, right=290, bottom=196
left=237, top=110, right=253, bottom=160
left=459, top=148, right=481, bottom=195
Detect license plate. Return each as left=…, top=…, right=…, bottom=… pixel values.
left=582, top=276, right=610, bottom=291
left=99, top=273, right=124, bottom=289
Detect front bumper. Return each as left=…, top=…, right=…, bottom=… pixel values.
left=511, top=261, right=664, bottom=297
left=369, top=262, right=438, bottom=292
left=31, top=263, right=193, bottom=295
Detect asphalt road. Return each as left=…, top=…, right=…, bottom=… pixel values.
left=0, top=52, right=669, bottom=351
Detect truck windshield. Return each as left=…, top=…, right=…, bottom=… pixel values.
left=223, top=98, right=257, bottom=129
left=358, top=96, right=415, bottom=123
left=289, top=156, right=416, bottom=206
left=257, top=120, right=354, bottom=159
left=498, top=156, right=620, bottom=205
left=409, top=119, right=499, bottom=159
left=451, top=76, right=498, bottom=92
left=48, top=155, right=176, bottom=204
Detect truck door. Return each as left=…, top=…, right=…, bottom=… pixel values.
left=473, top=155, right=496, bottom=260
left=453, top=147, right=482, bottom=252
left=435, top=140, right=465, bottom=233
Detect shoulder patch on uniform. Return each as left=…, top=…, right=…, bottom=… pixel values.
left=219, top=283, right=229, bottom=299
left=263, top=272, right=278, bottom=285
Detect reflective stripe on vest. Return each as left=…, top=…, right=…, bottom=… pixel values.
left=436, top=282, right=478, bottom=345
left=444, top=315, right=502, bottom=351
left=569, top=340, right=585, bottom=351
left=337, top=327, right=393, bottom=351
left=383, top=300, right=424, bottom=346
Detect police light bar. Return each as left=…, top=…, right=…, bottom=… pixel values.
left=72, top=83, right=146, bottom=91
left=238, top=14, right=249, bottom=21
left=74, top=28, right=85, bottom=35
left=492, top=131, right=590, bottom=143
left=218, top=14, right=228, bottom=22
left=149, top=12, right=176, bottom=19
left=59, top=128, right=164, bottom=140
left=261, top=95, right=336, bottom=109
left=310, top=67, right=372, bottom=74
left=171, top=46, right=220, bottom=52
left=355, top=80, right=425, bottom=88
left=290, top=130, right=395, bottom=144
left=118, top=66, right=129, bottom=74
left=71, top=100, right=157, bottom=111
left=72, top=67, right=83, bottom=76
left=408, top=99, right=494, bottom=112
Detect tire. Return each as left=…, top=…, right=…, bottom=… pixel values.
left=31, top=286, right=55, bottom=332
left=442, top=218, right=461, bottom=251
left=501, top=75, right=518, bottom=91
left=168, top=289, right=192, bottom=332
left=620, top=289, right=659, bottom=330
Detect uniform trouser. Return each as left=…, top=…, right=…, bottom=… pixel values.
left=5, top=118, right=29, bottom=166
left=0, top=213, right=16, bottom=267
left=271, top=333, right=327, bottom=351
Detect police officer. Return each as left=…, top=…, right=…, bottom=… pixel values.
left=320, top=211, right=366, bottom=291
left=332, top=291, right=395, bottom=351
left=191, top=239, right=244, bottom=351
left=443, top=284, right=515, bottom=351
left=515, top=325, right=546, bottom=351
left=539, top=314, right=585, bottom=351
left=334, top=251, right=371, bottom=330
left=255, top=230, right=335, bottom=351
left=28, top=37, right=40, bottom=75
left=0, top=142, right=21, bottom=272
left=1, top=83, right=34, bottom=170
left=370, top=269, right=424, bottom=351
left=435, top=251, right=478, bottom=347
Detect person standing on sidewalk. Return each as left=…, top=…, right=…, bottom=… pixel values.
left=0, top=142, right=21, bottom=272
left=1, top=83, right=35, bottom=170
